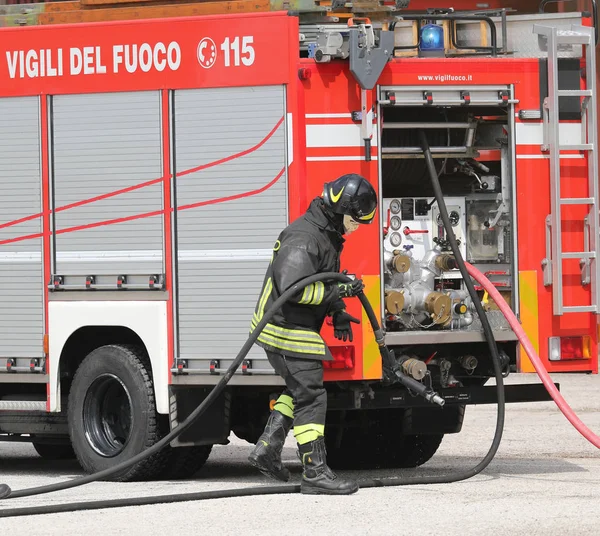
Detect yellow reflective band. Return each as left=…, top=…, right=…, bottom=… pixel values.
left=310, top=282, right=325, bottom=305
left=358, top=207, right=376, bottom=221
left=254, top=331, right=326, bottom=355
left=294, top=423, right=325, bottom=445
left=251, top=317, right=323, bottom=343
left=273, top=240, right=281, bottom=252
left=330, top=185, right=345, bottom=203
left=257, top=278, right=273, bottom=321
left=274, top=394, right=294, bottom=419
left=299, top=284, right=315, bottom=305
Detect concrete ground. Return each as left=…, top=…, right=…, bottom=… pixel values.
left=0, top=373, right=599, bottom=535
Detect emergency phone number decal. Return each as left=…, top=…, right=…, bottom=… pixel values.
left=0, top=14, right=291, bottom=95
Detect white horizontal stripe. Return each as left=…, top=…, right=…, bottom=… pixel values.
left=0, top=252, right=42, bottom=262
left=307, top=156, right=378, bottom=161
left=516, top=154, right=585, bottom=160
left=59, top=250, right=161, bottom=261
left=306, top=124, right=379, bottom=148
left=305, top=113, right=353, bottom=119
left=178, top=249, right=272, bottom=261
left=0, top=249, right=273, bottom=263
left=516, top=122, right=584, bottom=146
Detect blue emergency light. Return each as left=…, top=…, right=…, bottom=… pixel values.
left=419, top=23, right=445, bottom=56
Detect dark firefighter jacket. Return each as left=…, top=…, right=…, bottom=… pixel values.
left=250, top=197, right=347, bottom=360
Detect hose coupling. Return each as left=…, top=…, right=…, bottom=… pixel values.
left=374, top=329, right=386, bottom=345
left=399, top=356, right=427, bottom=380
left=435, top=254, right=459, bottom=272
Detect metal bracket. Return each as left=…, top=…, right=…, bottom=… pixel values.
left=581, top=215, right=592, bottom=286
left=173, top=359, right=188, bottom=375
left=360, top=89, right=373, bottom=161
left=541, top=97, right=550, bottom=152
left=349, top=23, right=394, bottom=90
left=542, top=215, right=553, bottom=286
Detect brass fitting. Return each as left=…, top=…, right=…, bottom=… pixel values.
left=401, top=357, right=428, bottom=380
left=434, top=254, right=458, bottom=272
left=392, top=254, right=411, bottom=273
left=385, top=290, right=405, bottom=315
left=424, top=291, right=452, bottom=325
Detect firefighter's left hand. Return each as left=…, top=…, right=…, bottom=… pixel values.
left=332, top=310, right=361, bottom=342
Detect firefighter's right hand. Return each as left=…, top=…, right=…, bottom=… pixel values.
left=337, top=278, right=365, bottom=298
left=332, top=310, right=361, bottom=342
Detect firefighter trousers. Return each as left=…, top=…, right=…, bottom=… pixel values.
left=265, top=351, right=327, bottom=445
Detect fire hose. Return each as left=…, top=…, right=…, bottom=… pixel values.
left=0, top=131, right=597, bottom=519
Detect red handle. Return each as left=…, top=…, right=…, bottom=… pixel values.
left=403, top=227, right=429, bottom=236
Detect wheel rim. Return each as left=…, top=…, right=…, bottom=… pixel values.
left=83, top=373, right=133, bottom=458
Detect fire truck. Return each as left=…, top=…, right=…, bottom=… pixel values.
left=0, top=0, right=597, bottom=480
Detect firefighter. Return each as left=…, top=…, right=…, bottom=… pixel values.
left=247, top=173, right=377, bottom=495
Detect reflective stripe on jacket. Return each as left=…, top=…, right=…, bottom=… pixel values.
left=250, top=198, right=346, bottom=360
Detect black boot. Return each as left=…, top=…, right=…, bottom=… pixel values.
left=298, top=437, right=359, bottom=495
left=248, top=410, right=293, bottom=482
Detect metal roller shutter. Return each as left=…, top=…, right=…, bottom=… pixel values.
left=0, top=97, right=43, bottom=357
left=174, top=85, right=287, bottom=368
left=52, top=91, right=163, bottom=283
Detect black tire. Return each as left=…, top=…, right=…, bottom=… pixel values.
left=390, top=434, right=444, bottom=468
left=67, top=344, right=171, bottom=482
left=159, top=445, right=213, bottom=480
left=32, top=442, right=76, bottom=460
left=325, top=409, right=444, bottom=470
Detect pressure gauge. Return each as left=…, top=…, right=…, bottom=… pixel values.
left=390, top=216, right=402, bottom=231
left=390, top=232, right=402, bottom=247
left=389, top=199, right=401, bottom=214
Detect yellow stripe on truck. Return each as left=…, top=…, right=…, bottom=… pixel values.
left=518, top=270, right=539, bottom=373
left=362, top=275, right=383, bottom=379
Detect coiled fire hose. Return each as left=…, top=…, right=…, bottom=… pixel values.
left=0, top=131, right=596, bottom=519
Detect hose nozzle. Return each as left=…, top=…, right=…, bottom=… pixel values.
left=426, top=392, right=446, bottom=407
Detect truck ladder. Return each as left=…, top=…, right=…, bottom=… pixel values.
left=535, top=24, right=599, bottom=315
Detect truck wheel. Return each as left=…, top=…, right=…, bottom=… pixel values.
left=67, top=344, right=170, bottom=482
left=159, top=445, right=213, bottom=480
left=325, top=408, right=445, bottom=470
left=32, top=442, right=76, bottom=460
left=326, top=430, right=443, bottom=469
left=384, top=434, right=444, bottom=468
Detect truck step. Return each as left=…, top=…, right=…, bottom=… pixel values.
left=0, top=401, right=46, bottom=411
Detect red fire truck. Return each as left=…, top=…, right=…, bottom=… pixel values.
left=0, top=0, right=596, bottom=480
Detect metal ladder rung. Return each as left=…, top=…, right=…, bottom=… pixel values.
left=561, top=252, right=596, bottom=259
left=555, top=31, right=591, bottom=45
left=560, top=197, right=595, bottom=205
left=560, top=144, right=593, bottom=151
left=561, top=305, right=597, bottom=313
left=558, top=89, right=593, bottom=97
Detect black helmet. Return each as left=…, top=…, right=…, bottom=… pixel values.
left=322, top=174, right=378, bottom=224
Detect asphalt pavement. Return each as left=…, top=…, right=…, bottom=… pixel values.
left=0, top=372, right=599, bottom=535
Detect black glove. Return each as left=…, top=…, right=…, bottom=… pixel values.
left=337, top=278, right=365, bottom=299
left=332, top=310, right=361, bottom=342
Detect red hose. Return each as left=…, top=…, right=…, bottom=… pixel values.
left=466, top=262, right=600, bottom=449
